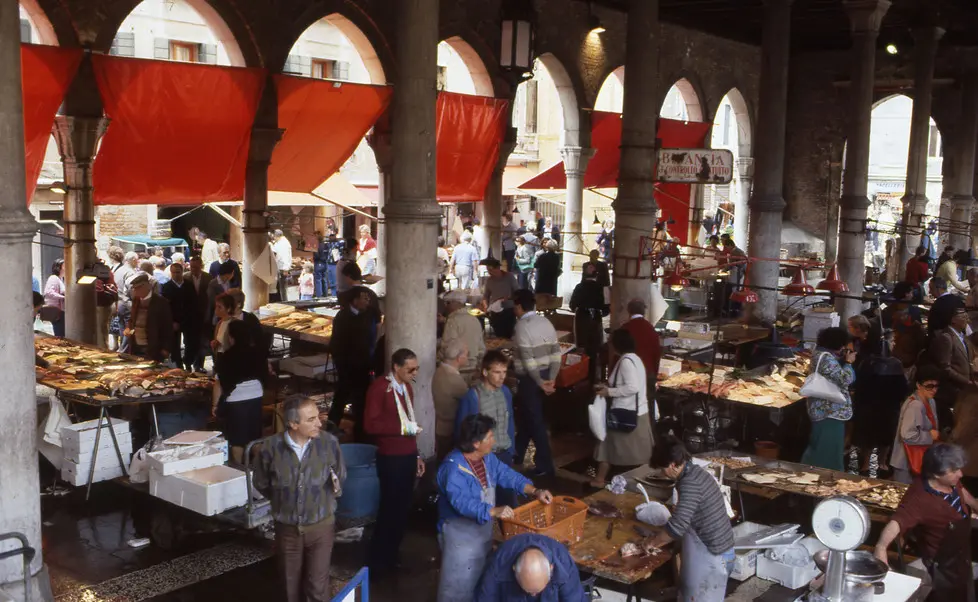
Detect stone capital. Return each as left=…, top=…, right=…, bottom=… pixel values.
left=748, top=193, right=787, bottom=213
left=367, top=126, right=393, bottom=172
left=383, top=197, right=442, bottom=224
left=560, top=146, right=595, bottom=179
left=736, top=157, right=755, bottom=179
left=0, top=206, right=38, bottom=242
left=843, top=0, right=891, bottom=34
left=52, top=115, right=108, bottom=165
left=248, top=127, right=284, bottom=164
left=912, top=25, right=946, bottom=51
left=950, top=194, right=976, bottom=208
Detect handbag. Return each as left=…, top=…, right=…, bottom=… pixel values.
left=799, top=352, right=848, bottom=404
left=588, top=395, right=607, bottom=442
left=903, top=398, right=938, bottom=475
left=606, top=356, right=639, bottom=433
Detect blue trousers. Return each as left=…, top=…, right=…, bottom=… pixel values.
left=514, top=374, right=555, bottom=475
left=314, top=267, right=327, bottom=298
left=326, top=264, right=337, bottom=296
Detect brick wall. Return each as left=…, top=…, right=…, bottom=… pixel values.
left=96, top=205, right=148, bottom=240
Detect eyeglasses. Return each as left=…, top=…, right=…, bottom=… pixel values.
left=921, top=383, right=939, bottom=391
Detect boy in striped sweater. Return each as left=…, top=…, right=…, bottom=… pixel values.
left=511, top=289, right=562, bottom=477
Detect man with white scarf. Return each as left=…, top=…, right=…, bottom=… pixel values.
left=364, top=348, right=425, bottom=580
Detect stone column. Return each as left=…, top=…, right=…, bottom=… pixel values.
left=735, top=157, right=753, bottom=247
left=559, top=145, right=594, bottom=300
left=483, top=132, right=517, bottom=261
left=688, top=185, right=705, bottom=245
left=53, top=115, right=107, bottom=344
left=836, top=0, right=891, bottom=320
left=611, top=0, right=661, bottom=324
left=900, top=25, right=944, bottom=272
left=384, top=0, right=440, bottom=457
left=0, top=1, right=48, bottom=599
left=228, top=206, right=243, bottom=263
left=949, top=73, right=978, bottom=250
left=241, top=127, right=283, bottom=311
left=368, top=127, right=392, bottom=276
left=746, top=0, right=793, bottom=322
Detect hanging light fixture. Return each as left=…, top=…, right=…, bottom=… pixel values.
left=730, top=264, right=759, bottom=304
left=587, top=1, right=605, bottom=34
left=816, top=264, right=849, bottom=294
left=783, top=266, right=816, bottom=297
left=500, top=0, right=535, bottom=76
left=593, top=212, right=601, bottom=226
left=50, top=181, right=67, bottom=195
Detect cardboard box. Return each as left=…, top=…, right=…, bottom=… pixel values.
left=149, top=465, right=247, bottom=516
left=62, top=418, right=130, bottom=458
left=69, top=439, right=133, bottom=465
left=61, top=457, right=128, bottom=486
left=280, top=355, right=329, bottom=378
left=148, top=446, right=225, bottom=476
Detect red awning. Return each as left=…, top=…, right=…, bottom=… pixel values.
left=436, top=92, right=508, bottom=202
left=22, top=44, right=83, bottom=204
left=516, top=111, right=712, bottom=244
left=269, top=76, right=391, bottom=193
left=92, top=56, right=265, bottom=205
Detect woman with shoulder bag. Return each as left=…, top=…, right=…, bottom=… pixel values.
left=800, top=326, right=856, bottom=471
left=589, top=328, right=654, bottom=488
left=890, top=366, right=941, bottom=484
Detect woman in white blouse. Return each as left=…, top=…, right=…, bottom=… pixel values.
left=590, top=328, right=655, bottom=488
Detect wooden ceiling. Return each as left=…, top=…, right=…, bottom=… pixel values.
left=590, top=0, right=978, bottom=52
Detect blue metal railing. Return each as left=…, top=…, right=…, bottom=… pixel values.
left=331, top=567, right=369, bottom=602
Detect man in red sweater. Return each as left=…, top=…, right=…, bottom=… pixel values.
left=905, top=245, right=930, bottom=287
left=621, top=299, right=662, bottom=394
left=364, top=348, right=425, bottom=579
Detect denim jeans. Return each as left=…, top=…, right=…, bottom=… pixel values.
left=326, top=264, right=337, bottom=297
left=314, top=267, right=327, bottom=298
left=514, top=372, right=555, bottom=475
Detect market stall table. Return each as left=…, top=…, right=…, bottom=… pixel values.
left=570, top=490, right=674, bottom=602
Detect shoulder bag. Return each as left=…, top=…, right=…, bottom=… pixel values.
left=606, top=356, right=639, bottom=433
left=799, top=352, right=847, bottom=404
left=903, top=399, right=939, bottom=475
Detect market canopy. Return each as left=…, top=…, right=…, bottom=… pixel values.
left=436, top=92, right=508, bottom=202
left=269, top=75, right=391, bottom=193
left=92, top=56, right=266, bottom=206
left=22, top=44, right=83, bottom=205
left=516, top=111, right=713, bottom=244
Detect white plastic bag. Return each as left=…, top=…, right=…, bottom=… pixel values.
left=128, top=447, right=150, bottom=484
left=799, top=352, right=846, bottom=404
left=588, top=395, right=607, bottom=441
left=635, top=485, right=671, bottom=526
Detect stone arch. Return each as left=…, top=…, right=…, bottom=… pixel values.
left=440, top=35, right=495, bottom=97
left=536, top=52, right=583, bottom=147
left=19, top=0, right=59, bottom=45
left=283, top=3, right=393, bottom=84
left=661, top=77, right=705, bottom=122
left=715, top=87, right=752, bottom=158
left=93, top=0, right=259, bottom=68
left=594, top=66, right=624, bottom=113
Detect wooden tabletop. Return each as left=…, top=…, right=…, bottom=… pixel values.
left=569, top=490, right=674, bottom=585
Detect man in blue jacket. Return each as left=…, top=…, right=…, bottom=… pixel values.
left=437, top=414, right=552, bottom=602
left=455, top=350, right=518, bottom=505
left=475, top=533, right=588, bottom=602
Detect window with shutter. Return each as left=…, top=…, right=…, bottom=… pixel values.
left=169, top=41, right=198, bottom=63
left=285, top=54, right=307, bottom=76
left=336, top=61, right=350, bottom=80
left=20, top=19, right=31, bottom=43
left=153, top=38, right=170, bottom=60
left=110, top=32, right=135, bottom=57
left=311, top=59, right=331, bottom=79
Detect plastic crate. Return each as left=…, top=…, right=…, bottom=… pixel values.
left=555, top=353, right=589, bottom=388
left=499, top=496, right=588, bottom=544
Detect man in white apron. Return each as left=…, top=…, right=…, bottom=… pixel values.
left=645, top=436, right=735, bottom=602
left=435, top=414, right=553, bottom=601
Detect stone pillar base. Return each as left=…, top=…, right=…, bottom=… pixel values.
left=0, top=564, right=53, bottom=602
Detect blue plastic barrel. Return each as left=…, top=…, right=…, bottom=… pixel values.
left=336, top=443, right=380, bottom=520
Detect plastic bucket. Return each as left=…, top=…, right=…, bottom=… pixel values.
left=336, top=443, right=380, bottom=520
left=754, top=441, right=781, bottom=459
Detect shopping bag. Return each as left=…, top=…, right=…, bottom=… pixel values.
left=799, top=352, right=847, bottom=404
left=588, top=395, right=607, bottom=441
left=128, top=447, right=150, bottom=484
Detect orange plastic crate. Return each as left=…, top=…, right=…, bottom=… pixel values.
left=555, top=353, right=589, bottom=388
left=499, top=496, right=589, bottom=544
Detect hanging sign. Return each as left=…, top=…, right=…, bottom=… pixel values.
left=656, top=148, right=734, bottom=184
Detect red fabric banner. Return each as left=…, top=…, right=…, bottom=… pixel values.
left=22, top=44, right=82, bottom=204
left=270, top=76, right=391, bottom=193
left=92, top=56, right=265, bottom=205
left=515, top=111, right=712, bottom=244
left=436, top=92, right=508, bottom=202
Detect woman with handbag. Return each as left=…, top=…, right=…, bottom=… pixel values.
left=589, top=329, right=654, bottom=488
left=801, top=327, right=856, bottom=471
left=889, top=366, right=941, bottom=484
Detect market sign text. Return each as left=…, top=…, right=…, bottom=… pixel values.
left=656, top=148, right=734, bottom=184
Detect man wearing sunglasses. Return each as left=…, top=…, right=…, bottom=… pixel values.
left=364, top=348, right=426, bottom=580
